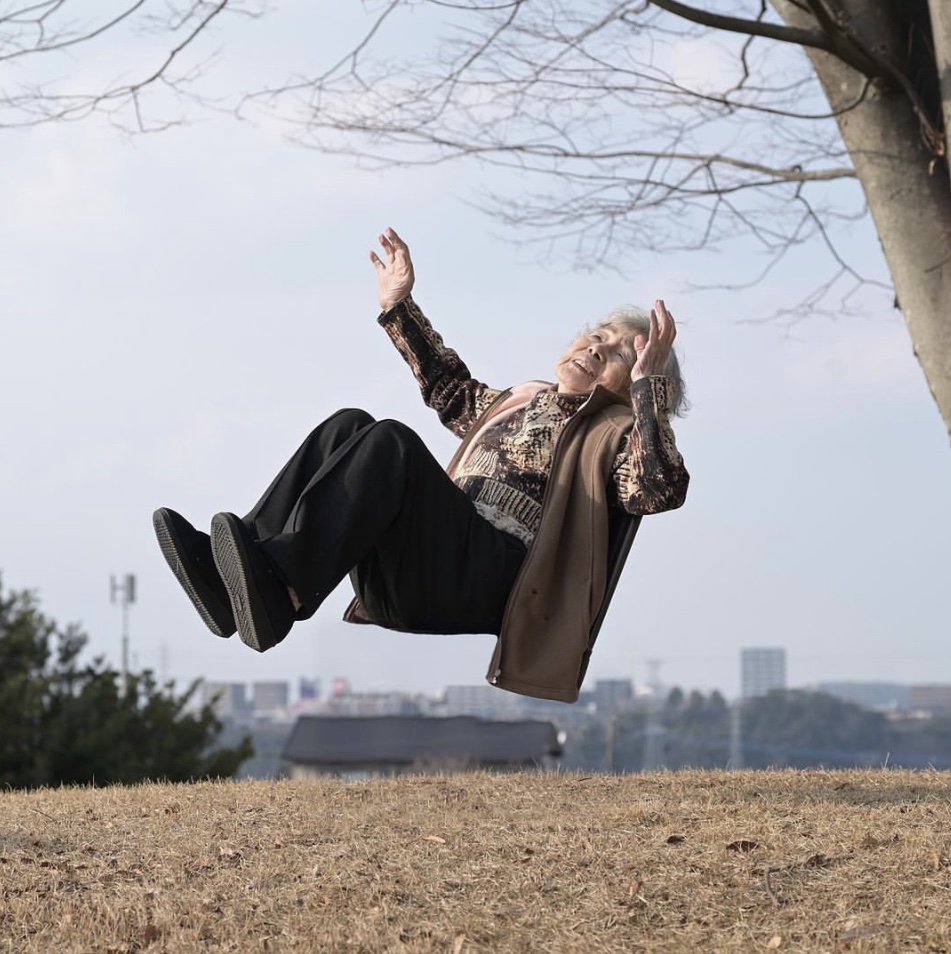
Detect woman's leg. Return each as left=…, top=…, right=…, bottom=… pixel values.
left=255, top=418, right=525, bottom=633
left=242, top=408, right=376, bottom=540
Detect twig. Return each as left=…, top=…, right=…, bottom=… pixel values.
left=764, top=866, right=784, bottom=907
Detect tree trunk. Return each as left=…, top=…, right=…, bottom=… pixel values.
left=771, top=0, right=951, bottom=442
left=928, top=0, right=951, bottom=158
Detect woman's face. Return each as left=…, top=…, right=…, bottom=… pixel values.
left=554, top=324, right=638, bottom=396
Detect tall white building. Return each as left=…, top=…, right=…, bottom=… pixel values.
left=740, top=648, right=787, bottom=699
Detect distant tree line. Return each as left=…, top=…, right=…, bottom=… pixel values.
left=0, top=577, right=252, bottom=789
left=563, top=687, right=951, bottom=773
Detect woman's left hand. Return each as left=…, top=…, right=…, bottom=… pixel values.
left=631, top=299, right=677, bottom=381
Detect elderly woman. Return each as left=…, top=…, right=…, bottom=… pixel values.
left=154, top=228, right=688, bottom=702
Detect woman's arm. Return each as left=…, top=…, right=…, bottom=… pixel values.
left=611, top=377, right=690, bottom=514
left=613, top=301, right=689, bottom=514
left=371, top=228, right=501, bottom=437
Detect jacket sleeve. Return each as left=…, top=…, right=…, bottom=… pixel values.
left=379, top=295, right=503, bottom=438
left=610, top=376, right=690, bottom=514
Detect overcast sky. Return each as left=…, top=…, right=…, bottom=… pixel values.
left=1, top=3, right=949, bottom=702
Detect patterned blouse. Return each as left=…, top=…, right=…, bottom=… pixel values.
left=380, top=296, right=689, bottom=546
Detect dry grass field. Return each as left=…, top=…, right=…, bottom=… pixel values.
left=2, top=769, right=951, bottom=953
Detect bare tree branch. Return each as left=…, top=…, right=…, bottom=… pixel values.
left=234, top=0, right=874, bottom=311
left=0, top=0, right=263, bottom=130
left=646, top=0, right=841, bottom=60
left=0, top=1, right=150, bottom=64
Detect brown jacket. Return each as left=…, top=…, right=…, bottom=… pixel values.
left=344, top=298, right=688, bottom=703
left=344, top=379, right=683, bottom=703
left=446, top=381, right=643, bottom=703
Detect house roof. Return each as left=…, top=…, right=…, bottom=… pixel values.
left=281, top=715, right=562, bottom=765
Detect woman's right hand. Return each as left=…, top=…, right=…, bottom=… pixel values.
left=370, top=227, right=415, bottom=312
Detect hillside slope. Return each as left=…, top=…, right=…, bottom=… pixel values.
left=2, top=770, right=950, bottom=952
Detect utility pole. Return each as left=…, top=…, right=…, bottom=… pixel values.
left=110, top=573, right=136, bottom=689
left=729, top=700, right=744, bottom=770
left=642, top=658, right=665, bottom=771
left=604, top=716, right=617, bottom=773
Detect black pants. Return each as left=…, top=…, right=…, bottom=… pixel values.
left=242, top=409, right=526, bottom=634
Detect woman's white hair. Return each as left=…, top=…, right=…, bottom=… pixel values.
left=591, top=305, right=689, bottom=417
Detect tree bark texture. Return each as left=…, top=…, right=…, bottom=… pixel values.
left=772, top=0, right=951, bottom=441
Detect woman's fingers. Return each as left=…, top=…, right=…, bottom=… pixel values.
left=372, top=227, right=415, bottom=311
left=376, top=228, right=411, bottom=270
left=632, top=300, right=677, bottom=378
left=380, top=227, right=406, bottom=253
left=653, top=299, right=677, bottom=344
left=373, top=230, right=401, bottom=271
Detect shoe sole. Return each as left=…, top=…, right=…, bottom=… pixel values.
left=210, top=514, right=281, bottom=653
left=153, top=508, right=236, bottom=638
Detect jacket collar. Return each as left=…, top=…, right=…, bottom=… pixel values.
left=577, top=383, right=633, bottom=417
left=525, top=381, right=632, bottom=416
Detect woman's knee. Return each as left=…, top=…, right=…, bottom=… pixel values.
left=327, top=408, right=375, bottom=430
left=305, top=408, right=375, bottom=444
left=367, top=418, right=420, bottom=444
left=358, top=419, right=428, bottom=461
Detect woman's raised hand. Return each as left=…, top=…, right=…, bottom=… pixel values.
left=631, top=299, right=677, bottom=381
left=370, top=227, right=415, bottom=312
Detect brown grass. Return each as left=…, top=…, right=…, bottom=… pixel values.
left=2, top=769, right=951, bottom=953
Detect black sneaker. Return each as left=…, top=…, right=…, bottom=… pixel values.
left=209, top=512, right=295, bottom=652
left=153, top=508, right=236, bottom=638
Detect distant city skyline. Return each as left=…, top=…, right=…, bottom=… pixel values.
left=198, top=668, right=951, bottom=720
